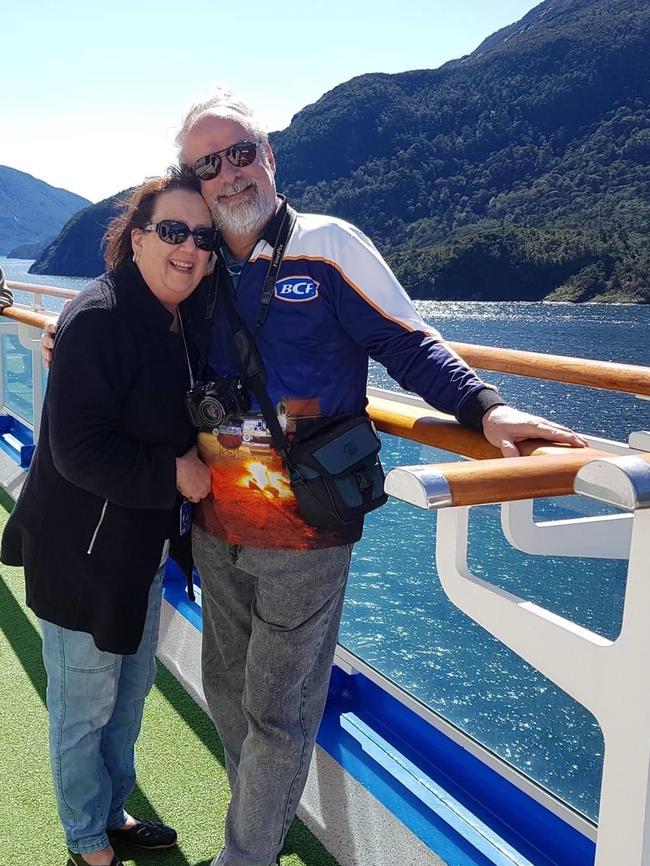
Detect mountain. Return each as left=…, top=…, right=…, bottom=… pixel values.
left=29, top=0, right=650, bottom=301
left=7, top=237, right=55, bottom=260
left=30, top=191, right=131, bottom=277
left=274, top=0, right=649, bottom=239
left=0, top=166, right=90, bottom=255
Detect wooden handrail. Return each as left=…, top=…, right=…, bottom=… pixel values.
left=366, top=394, right=592, bottom=461
left=1, top=307, right=56, bottom=329
left=421, top=447, right=625, bottom=507
left=367, top=395, right=501, bottom=459
left=371, top=388, right=617, bottom=502
left=448, top=341, right=650, bottom=397
left=1, top=300, right=642, bottom=507
left=5, top=285, right=650, bottom=396
left=4, top=300, right=650, bottom=404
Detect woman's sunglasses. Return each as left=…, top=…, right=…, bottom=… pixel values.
left=184, top=141, right=258, bottom=182
left=141, top=221, right=216, bottom=251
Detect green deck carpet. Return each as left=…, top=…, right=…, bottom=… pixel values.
left=0, top=491, right=339, bottom=866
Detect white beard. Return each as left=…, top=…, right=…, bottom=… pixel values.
left=210, top=179, right=276, bottom=236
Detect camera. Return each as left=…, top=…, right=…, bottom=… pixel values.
left=185, top=379, right=251, bottom=429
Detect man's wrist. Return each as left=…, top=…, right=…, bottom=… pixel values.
left=458, top=388, right=507, bottom=431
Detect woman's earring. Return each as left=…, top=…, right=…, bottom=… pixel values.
left=133, top=251, right=140, bottom=264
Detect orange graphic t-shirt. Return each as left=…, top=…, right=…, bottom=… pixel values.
left=195, top=399, right=362, bottom=550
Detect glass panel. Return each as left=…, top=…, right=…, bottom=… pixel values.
left=2, top=332, right=34, bottom=425
left=476, top=499, right=628, bottom=641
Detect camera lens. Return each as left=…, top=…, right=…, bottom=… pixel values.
left=198, top=397, right=226, bottom=427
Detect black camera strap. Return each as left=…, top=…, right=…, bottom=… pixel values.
left=254, top=202, right=297, bottom=340
left=195, top=269, right=219, bottom=383
left=214, top=200, right=297, bottom=458
left=220, top=284, right=292, bottom=458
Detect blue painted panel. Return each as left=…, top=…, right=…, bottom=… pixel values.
left=0, top=412, right=35, bottom=467
left=322, top=667, right=595, bottom=866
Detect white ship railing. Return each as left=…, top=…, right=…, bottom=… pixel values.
left=384, top=449, right=650, bottom=866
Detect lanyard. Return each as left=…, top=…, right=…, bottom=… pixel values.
left=177, top=313, right=194, bottom=389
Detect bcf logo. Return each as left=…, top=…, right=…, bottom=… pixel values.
left=274, top=276, right=320, bottom=302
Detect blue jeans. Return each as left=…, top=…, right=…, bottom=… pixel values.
left=193, top=527, right=352, bottom=866
left=39, top=567, right=164, bottom=854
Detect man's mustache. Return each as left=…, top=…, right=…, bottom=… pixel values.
left=214, top=180, right=257, bottom=201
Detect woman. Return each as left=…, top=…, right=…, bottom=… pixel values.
left=1, top=171, right=212, bottom=866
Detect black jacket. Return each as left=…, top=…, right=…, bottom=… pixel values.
left=1, top=262, right=195, bottom=654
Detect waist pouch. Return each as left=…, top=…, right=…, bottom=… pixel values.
left=285, top=415, right=388, bottom=527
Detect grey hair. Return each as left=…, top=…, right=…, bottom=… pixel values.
left=175, top=84, right=269, bottom=160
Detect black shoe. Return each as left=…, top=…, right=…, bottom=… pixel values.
left=108, top=818, right=177, bottom=849
left=67, top=852, right=123, bottom=866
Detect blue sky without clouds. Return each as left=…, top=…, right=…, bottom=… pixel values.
left=3, top=0, right=542, bottom=202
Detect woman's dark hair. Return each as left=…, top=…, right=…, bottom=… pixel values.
left=103, top=167, right=202, bottom=270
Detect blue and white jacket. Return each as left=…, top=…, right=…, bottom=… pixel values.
left=203, top=201, right=501, bottom=425
left=188, top=199, right=502, bottom=549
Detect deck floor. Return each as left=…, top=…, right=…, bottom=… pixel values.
left=0, top=491, right=340, bottom=866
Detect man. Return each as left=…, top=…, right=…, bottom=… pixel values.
left=174, top=87, right=584, bottom=866
left=43, top=86, right=584, bottom=866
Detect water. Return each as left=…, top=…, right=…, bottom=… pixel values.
left=0, top=256, right=88, bottom=306
left=356, top=300, right=648, bottom=823
left=2, top=257, right=649, bottom=822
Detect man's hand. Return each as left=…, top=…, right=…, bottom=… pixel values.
left=41, top=319, right=58, bottom=369
left=176, top=446, right=212, bottom=502
left=482, top=405, right=588, bottom=457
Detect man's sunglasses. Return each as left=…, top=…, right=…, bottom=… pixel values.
left=141, top=221, right=216, bottom=251
left=184, top=140, right=258, bottom=181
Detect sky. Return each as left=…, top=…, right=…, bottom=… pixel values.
left=3, top=0, right=542, bottom=203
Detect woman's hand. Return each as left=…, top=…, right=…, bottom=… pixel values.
left=176, top=446, right=212, bottom=502
left=41, top=319, right=58, bottom=369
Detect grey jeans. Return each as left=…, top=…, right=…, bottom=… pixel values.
left=193, top=526, right=352, bottom=866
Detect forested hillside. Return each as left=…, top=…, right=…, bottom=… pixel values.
left=272, top=0, right=650, bottom=301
